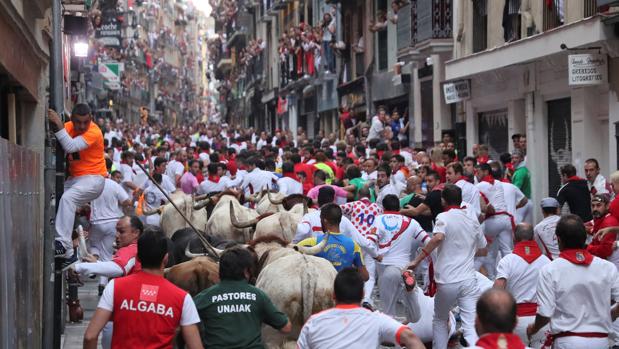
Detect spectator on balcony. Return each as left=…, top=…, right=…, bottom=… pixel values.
left=503, top=0, right=522, bottom=42
left=369, top=11, right=388, bottom=32
left=321, top=12, right=336, bottom=73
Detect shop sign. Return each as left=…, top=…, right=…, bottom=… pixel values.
left=95, top=10, right=121, bottom=47
left=443, top=80, right=471, bottom=104
left=568, top=53, right=607, bottom=86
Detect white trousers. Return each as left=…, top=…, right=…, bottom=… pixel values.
left=516, top=200, right=534, bottom=225
left=433, top=278, right=480, bottom=349
left=376, top=263, right=421, bottom=323
left=612, top=318, right=619, bottom=346
left=102, top=321, right=112, bottom=349
left=363, top=254, right=376, bottom=305
left=553, top=336, right=607, bottom=349
left=89, top=220, right=118, bottom=262
left=56, top=175, right=105, bottom=253
left=515, top=315, right=547, bottom=349
left=482, top=216, right=513, bottom=279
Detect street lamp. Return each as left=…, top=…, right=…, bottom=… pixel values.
left=73, top=41, right=89, bottom=58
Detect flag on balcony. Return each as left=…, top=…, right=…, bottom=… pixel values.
left=277, top=97, right=287, bottom=115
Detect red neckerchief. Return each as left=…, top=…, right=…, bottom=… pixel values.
left=432, top=183, right=445, bottom=192
left=208, top=175, right=220, bottom=183
left=566, top=176, right=586, bottom=182
left=513, top=241, right=542, bottom=264
left=444, top=205, right=462, bottom=211
left=481, top=175, right=495, bottom=185
left=477, top=155, right=489, bottom=164
left=476, top=333, right=525, bottom=349
left=559, top=248, right=593, bottom=265
left=283, top=172, right=298, bottom=181
left=457, top=176, right=469, bottom=182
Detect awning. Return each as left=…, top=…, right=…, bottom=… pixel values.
left=445, top=16, right=611, bottom=81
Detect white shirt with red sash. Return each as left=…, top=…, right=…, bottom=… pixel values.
left=536, top=249, right=619, bottom=347
left=496, top=241, right=551, bottom=346
left=456, top=177, right=482, bottom=216
left=432, top=206, right=487, bottom=284
left=496, top=241, right=551, bottom=314
left=197, top=175, right=230, bottom=195
left=98, top=271, right=200, bottom=349
left=369, top=212, right=429, bottom=269
left=474, top=333, right=533, bottom=349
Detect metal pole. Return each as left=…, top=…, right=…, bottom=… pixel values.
left=48, top=1, right=65, bottom=348
left=133, top=161, right=220, bottom=261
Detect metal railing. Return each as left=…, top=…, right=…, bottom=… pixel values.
left=411, top=0, right=453, bottom=46
left=543, top=0, right=564, bottom=31
left=584, top=0, right=598, bottom=17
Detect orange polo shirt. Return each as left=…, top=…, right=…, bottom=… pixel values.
left=64, top=121, right=107, bottom=177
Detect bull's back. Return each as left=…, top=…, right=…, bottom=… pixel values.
left=256, top=254, right=336, bottom=348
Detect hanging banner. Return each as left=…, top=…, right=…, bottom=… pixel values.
left=443, top=79, right=471, bottom=104
left=568, top=53, right=607, bottom=86
left=95, top=9, right=121, bottom=47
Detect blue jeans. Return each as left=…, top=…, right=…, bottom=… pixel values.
left=322, top=41, right=334, bottom=72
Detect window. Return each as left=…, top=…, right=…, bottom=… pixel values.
left=472, top=0, right=487, bottom=53
left=376, top=0, right=388, bottom=71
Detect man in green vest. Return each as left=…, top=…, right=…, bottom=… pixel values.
left=193, top=247, right=291, bottom=348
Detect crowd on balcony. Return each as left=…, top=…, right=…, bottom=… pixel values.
left=209, top=0, right=239, bottom=30
left=277, top=10, right=338, bottom=86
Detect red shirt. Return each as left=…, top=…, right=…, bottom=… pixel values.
left=111, top=272, right=187, bottom=349
left=610, top=196, right=619, bottom=222
left=587, top=213, right=619, bottom=259
left=432, top=163, right=447, bottom=183
left=294, top=163, right=314, bottom=185
left=113, top=243, right=142, bottom=276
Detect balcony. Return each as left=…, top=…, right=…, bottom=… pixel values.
left=397, top=0, right=453, bottom=59
left=227, top=12, right=253, bottom=47
left=216, top=58, right=233, bottom=73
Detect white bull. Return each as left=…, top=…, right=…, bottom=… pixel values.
left=254, top=190, right=285, bottom=214
left=205, top=194, right=260, bottom=242
left=252, top=203, right=311, bottom=242
left=142, top=191, right=209, bottom=237
left=249, top=235, right=337, bottom=349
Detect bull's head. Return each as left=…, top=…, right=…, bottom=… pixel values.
left=267, top=190, right=284, bottom=205
left=185, top=243, right=224, bottom=259
left=229, top=201, right=261, bottom=228
left=193, top=197, right=211, bottom=210
left=294, top=232, right=330, bottom=255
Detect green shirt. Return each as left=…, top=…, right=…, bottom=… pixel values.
left=512, top=165, right=531, bottom=198
left=349, top=177, right=376, bottom=202
left=400, top=193, right=415, bottom=207
left=193, top=280, right=289, bottom=349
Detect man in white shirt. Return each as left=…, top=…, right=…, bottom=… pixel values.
left=362, top=158, right=378, bottom=181
left=241, top=157, right=278, bottom=197
left=446, top=162, right=482, bottom=217
left=494, top=223, right=551, bottom=348
left=297, top=268, right=425, bottom=349
left=165, top=150, right=187, bottom=187
left=142, top=174, right=169, bottom=227
left=90, top=177, right=131, bottom=263
left=119, top=151, right=138, bottom=197
left=389, top=154, right=408, bottom=187
left=369, top=195, right=428, bottom=323
left=585, top=158, right=611, bottom=195
left=144, top=157, right=176, bottom=193
left=374, top=165, right=402, bottom=208
left=527, top=214, right=619, bottom=349
left=407, top=184, right=487, bottom=348
left=294, top=187, right=378, bottom=260
left=367, top=107, right=386, bottom=141
left=277, top=162, right=303, bottom=196
left=533, top=198, right=561, bottom=260
left=198, top=163, right=230, bottom=195
left=476, top=163, right=515, bottom=279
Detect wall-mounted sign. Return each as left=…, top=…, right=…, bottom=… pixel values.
left=568, top=53, right=607, bottom=86
left=95, top=9, right=121, bottom=47
left=443, top=79, right=471, bottom=104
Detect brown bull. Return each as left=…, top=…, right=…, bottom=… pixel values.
left=165, top=256, right=220, bottom=296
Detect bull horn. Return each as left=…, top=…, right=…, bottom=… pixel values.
left=267, top=190, right=284, bottom=205
left=142, top=206, right=163, bottom=216
left=185, top=242, right=224, bottom=259
left=194, top=194, right=209, bottom=201
left=193, top=198, right=211, bottom=210
left=294, top=232, right=330, bottom=255
left=229, top=201, right=260, bottom=228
